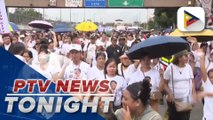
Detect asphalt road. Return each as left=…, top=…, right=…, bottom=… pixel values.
left=159, top=100, right=203, bottom=120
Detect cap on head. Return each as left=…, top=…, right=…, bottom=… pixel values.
left=174, top=49, right=190, bottom=58
left=69, top=44, right=82, bottom=52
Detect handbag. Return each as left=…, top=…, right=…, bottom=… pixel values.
left=171, top=65, right=193, bottom=112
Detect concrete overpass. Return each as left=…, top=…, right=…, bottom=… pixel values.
left=5, top=0, right=195, bottom=8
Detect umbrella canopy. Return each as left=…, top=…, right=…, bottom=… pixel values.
left=54, top=23, right=68, bottom=29
left=170, top=29, right=213, bottom=42
left=127, top=36, right=189, bottom=59
left=53, top=27, right=71, bottom=33
left=53, top=23, right=71, bottom=33
left=75, top=21, right=98, bottom=32
left=28, top=20, right=53, bottom=30
left=9, top=22, right=19, bottom=31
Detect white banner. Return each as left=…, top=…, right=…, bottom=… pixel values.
left=201, top=0, right=212, bottom=17
left=65, top=0, right=83, bottom=7
left=0, top=0, right=10, bottom=34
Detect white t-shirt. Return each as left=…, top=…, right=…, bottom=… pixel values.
left=4, top=43, right=11, bottom=51
left=64, top=61, right=90, bottom=80
left=103, top=75, right=127, bottom=106
left=164, top=63, right=194, bottom=99
left=152, top=63, right=164, bottom=71
left=203, top=79, right=213, bottom=120
left=31, top=64, right=59, bottom=79
left=15, top=54, right=26, bottom=63
left=61, top=43, right=71, bottom=56
left=117, top=64, right=137, bottom=83
left=207, top=62, right=213, bottom=71
left=128, top=68, right=160, bottom=92
left=87, top=66, right=104, bottom=80
left=83, top=42, right=96, bottom=64
left=127, top=40, right=134, bottom=47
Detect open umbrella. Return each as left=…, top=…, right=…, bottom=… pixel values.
left=28, top=20, right=53, bottom=30
left=170, top=29, right=213, bottom=42
left=53, top=28, right=71, bottom=33
left=127, top=36, right=189, bottom=59
left=9, top=22, right=19, bottom=31
left=53, top=23, right=71, bottom=33
left=75, top=21, right=98, bottom=32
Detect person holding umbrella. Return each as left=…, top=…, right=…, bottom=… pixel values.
left=128, top=53, right=162, bottom=112
left=127, top=36, right=190, bottom=112
left=163, top=50, right=196, bottom=120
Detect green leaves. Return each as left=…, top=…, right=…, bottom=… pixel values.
left=9, top=8, right=42, bottom=24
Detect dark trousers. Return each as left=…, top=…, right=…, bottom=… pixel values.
left=167, top=102, right=191, bottom=120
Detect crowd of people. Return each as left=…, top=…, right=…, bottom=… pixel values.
left=0, top=29, right=213, bottom=120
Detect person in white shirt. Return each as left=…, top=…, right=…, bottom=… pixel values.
left=96, top=33, right=109, bottom=49
left=128, top=53, right=162, bottom=112
left=1, top=33, right=14, bottom=54
left=197, top=49, right=213, bottom=120
left=60, top=35, right=72, bottom=56
left=13, top=43, right=26, bottom=63
left=118, top=53, right=139, bottom=83
left=83, top=34, right=97, bottom=66
left=164, top=50, right=195, bottom=120
left=126, top=33, right=135, bottom=47
left=91, top=42, right=108, bottom=67
left=87, top=52, right=106, bottom=80
left=22, top=50, right=33, bottom=65
left=99, top=58, right=127, bottom=112
left=31, top=49, right=59, bottom=81
left=59, top=44, right=90, bottom=80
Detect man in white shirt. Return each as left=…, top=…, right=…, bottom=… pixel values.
left=63, top=44, right=90, bottom=80
left=1, top=33, right=15, bottom=54
left=83, top=34, right=97, bottom=65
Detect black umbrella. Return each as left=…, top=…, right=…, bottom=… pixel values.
left=127, top=36, right=189, bottom=59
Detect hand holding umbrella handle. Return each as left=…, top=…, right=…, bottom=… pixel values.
left=186, top=36, right=197, bottom=44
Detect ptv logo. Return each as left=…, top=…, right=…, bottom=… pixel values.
left=177, top=7, right=205, bottom=32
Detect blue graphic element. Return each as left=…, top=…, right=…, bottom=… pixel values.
left=0, top=47, right=104, bottom=120
left=84, top=0, right=106, bottom=7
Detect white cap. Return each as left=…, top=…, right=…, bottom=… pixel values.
left=69, top=44, right=82, bottom=52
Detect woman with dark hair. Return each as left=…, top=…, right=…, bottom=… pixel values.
left=22, top=50, right=33, bottom=65
left=101, top=58, right=127, bottom=112
left=164, top=50, right=196, bottom=120
left=87, top=52, right=106, bottom=80
left=115, top=79, right=162, bottom=120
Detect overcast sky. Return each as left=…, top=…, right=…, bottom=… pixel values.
left=9, top=8, right=154, bottom=23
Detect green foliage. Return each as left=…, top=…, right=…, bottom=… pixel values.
left=153, top=8, right=178, bottom=29
left=147, top=20, right=155, bottom=30
left=9, top=8, right=42, bottom=24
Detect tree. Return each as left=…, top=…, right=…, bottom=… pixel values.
left=153, top=8, right=178, bottom=29
left=9, top=8, right=42, bottom=24
left=147, top=20, right=155, bottom=30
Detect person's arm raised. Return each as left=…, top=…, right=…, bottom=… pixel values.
left=197, top=49, right=207, bottom=82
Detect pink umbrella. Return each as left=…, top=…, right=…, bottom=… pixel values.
left=28, top=20, right=53, bottom=30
